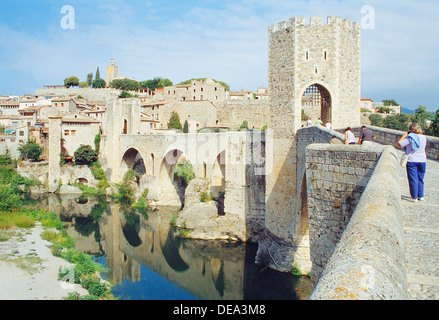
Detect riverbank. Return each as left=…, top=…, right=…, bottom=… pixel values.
left=0, top=222, right=88, bottom=300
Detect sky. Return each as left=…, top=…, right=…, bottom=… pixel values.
left=0, top=0, right=438, bottom=111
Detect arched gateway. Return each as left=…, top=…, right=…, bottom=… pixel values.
left=302, top=84, right=331, bottom=125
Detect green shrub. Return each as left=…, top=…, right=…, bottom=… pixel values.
left=0, top=150, right=14, bottom=165
left=167, top=111, right=182, bottom=130
left=41, top=229, right=75, bottom=249
left=0, top=187, right=22, bottom=211
left=74, top=145, right=98, bottom=166
left=174, top=162, right=195, bottom=186
left=200, top=191, right=212, bottom=203
left=81, top=274, right=106, bottom=297
left=115, top=169, right=136, bottom=200
left=291, top=263, right=302, bottom=276
left=18, top=140, right=43, bottom=161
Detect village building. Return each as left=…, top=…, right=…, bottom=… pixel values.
left=141, top=99, right=218, bottom=132
left=157, top=78, right=226, bottom=103
left=60, top=113, right=101, bottom=156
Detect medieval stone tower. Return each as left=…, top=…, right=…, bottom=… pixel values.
left=106, top=58, right=119, bottom=86
left=264, top=16, right=361, bottom=272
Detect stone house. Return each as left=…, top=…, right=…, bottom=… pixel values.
left=0, top=99, right=20, bottom=116
left=60, top=113, right=101, bottom=156
left=156, top=78, right=226, bottom=104
left=139, top=113, right=160, bottom=134
left=51, top=97, right=79, bottom=114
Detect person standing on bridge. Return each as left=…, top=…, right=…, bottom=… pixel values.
left=397, top=122, right=427, bottom=202
left=357, top=126, right=376, bottom=144
left=344, top=127, right=356, bottom=145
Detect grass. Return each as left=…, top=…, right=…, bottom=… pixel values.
left=0, top=208, right=113, bottom=300
left=0, top=162, right=114, bottom=299
left=291, top=263, right=303, bottom=276
left=0, top=228, right=13, bottom=242
left=0, top=212, right=35, bottom=229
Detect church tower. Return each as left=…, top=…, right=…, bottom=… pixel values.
left=106, top=58, right=119, bottom=86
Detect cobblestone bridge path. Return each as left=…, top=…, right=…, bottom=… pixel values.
left=397, top=150, right=439, bottom=300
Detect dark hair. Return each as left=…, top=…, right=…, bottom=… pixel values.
left=361, top=126, right=366, bottom=129
left=345, top=127, right=352, bottom=132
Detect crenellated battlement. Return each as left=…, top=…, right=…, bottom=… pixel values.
left=268, top=16, right=360, bottom=33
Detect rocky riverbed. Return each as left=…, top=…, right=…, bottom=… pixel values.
left=0, top=222, right=88, bottom=300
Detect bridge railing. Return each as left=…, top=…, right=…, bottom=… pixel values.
left=343, top=125, right=439, bottom=161
left=309, top=145, right=408, bottom=299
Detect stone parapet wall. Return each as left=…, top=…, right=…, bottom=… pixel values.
left=309, top=146, right=408, bottom=299
left=36, top=87, right=121, bottom=101
left=344, top=126, right=439, bottom=160
left=305, top=143, right=382, bottom=283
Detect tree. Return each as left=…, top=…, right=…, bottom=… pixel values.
left=411, top=106, right=431, bottom=131
left=382, top=113, right=411, bottom=131
left=115, top=169, right=136, bottom=200
left=86, top=73, right=93, bottom=86
left=167, top=111, right=182, bottom=130
left=426, top=109, right=439, bottom=137
left=110, top=79, right=140, bottom=91
left=376, top=106, right=391, bottom=114
left=64, top=76, right=80, bottom=88
left=79, top=81, right=89, bottom=88
left=369, top=114, right=383, bottom=127
left=92, top=79, right=106, bottom=88
left=383, top=99, right=399, bottom=106
left=140, top=77, right=173, bottom=91
left=240, top=120, right=248, bottom=129
left=18, top=140, right=43, bottom=161
left=95, top=67, right=101, bottom=80
left=177, top=78, right=229, bottom=91
left=119, top=90, right=134, bottom=98
left=183, top=119, right=189, bottom=133
left=74, top=145, right=98, bottom=165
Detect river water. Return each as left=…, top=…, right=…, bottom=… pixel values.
left=34, top=193, right=312, bottom=300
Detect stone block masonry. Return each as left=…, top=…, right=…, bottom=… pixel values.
left=305, top=143, right=383, bottom=283
left=310, top=146, right=407, bottom=299
left=265, top=16, right=361, bottom=273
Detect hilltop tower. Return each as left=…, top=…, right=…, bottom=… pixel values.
left=105, top=58, right=119, bottom=86
left=264, top=16, right=361, bottom=272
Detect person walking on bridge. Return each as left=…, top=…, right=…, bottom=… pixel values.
left=397, top=122, right=427, bottom=202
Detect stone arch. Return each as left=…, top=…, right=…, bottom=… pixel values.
left=75, top=177, right=88, bottom=185
left=121, top=147, right=147, bottom=184
left=210, top=150, right=226, bottom=215
left=158, top=148, right=189, bottom=207
left=122, top=214, right=142, bottom=247
left=211, top=150, right=226, bottom=197
left=301, top=83, right=332, bottom=125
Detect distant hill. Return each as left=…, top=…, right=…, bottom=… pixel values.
left=401, top=107, right=414, bottom=115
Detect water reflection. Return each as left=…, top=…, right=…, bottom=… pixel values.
left=42, top=194, right=312, bottom=300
